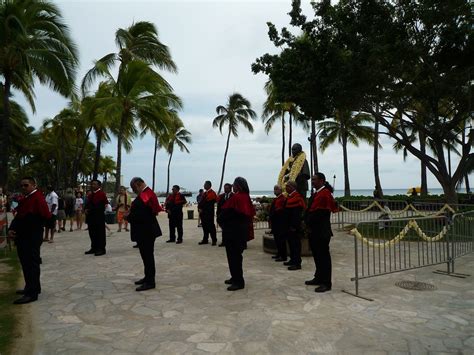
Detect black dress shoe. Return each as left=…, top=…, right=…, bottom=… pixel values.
left=275, top=257, right=287, bottom=262
left=13, top=295, right=38, bottom=304
left=218, top=243, right=225, bottom=247
left=133, top=244, right=139, bottom=248
left=84, top=249, right=95, bottom=255
left=227, top=284, right=245, bottom=291
left=305, top=278, right=321, bottom=286
left=134, top=278, right=145, bottom=285
left=198, top=241, right=208, bottom=245
left=288, top=265, right=302, bottom=270
left=315, top=285, right=331, bottom=293
left=211, top=241, right=217, bottom=246
left=16, top=289, right=41, bottom=295
left=283, top=261, right=294, bottom=266
left=272, top=255, right=279, bottom=259
left=176, top=240, right=183, bottom=244
left=94, top=251, right=106, bottom=256
left=136, top=283, right=156, bottom=291
left=224, top=278, right=233, bottom=285
left=166, top=239, right=175, bottom=243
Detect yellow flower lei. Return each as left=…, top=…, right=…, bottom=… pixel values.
left=277, top=152, right=307, bottom=188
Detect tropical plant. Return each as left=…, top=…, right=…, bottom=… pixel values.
left=0, top=0, right=79, bottom=188
left=82, top=21, right=179, bottom=194
left=262, top=80, right=308, bottom=166
left=213, top=93, right=256, bottom=194
left=85, top=60, right=181, bottom=193
left=318, top=110, right=375, bottom=197
left=163, top=120, right=191, bottom=195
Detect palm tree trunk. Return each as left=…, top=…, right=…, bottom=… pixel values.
left=0, top=73, right=12, bottom=188
left=218, top=128, right=232, bottom=194
left=461, top=129, right=470, bottom=193
left=115, top=114, right=126, bottom=196
left=373, top=120, right=383, bottom=198
left=152, top=135, right=158, bottom=191
left=166, top=149, right=173, bottom=196
left=419, top=131, right=428, bottom=196
left=342, top=135, right=351, bottom=197
left=281, top=117, right=285, bottom=166
left=312, top=117, right=318, bottom=173
left=288, top=112, right=293, bottom=157
left=72, top=126, right=93, bottom=187
left=93, top=127, right=102, bottom=180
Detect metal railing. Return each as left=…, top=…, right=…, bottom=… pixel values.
left=343, top=210, right=474, bottom=300
left=332, top=199, right=474, bottom=229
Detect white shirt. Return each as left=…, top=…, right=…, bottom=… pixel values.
left=75, top=198, right=83, bottom=211
left=46, top=191, right=59, bottom=215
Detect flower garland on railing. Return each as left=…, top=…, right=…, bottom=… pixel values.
left=340, top=201, right=456, bottom=217
left=277, top=152, right=307, bottom=188
left=350, top=219, right=449, bottom=248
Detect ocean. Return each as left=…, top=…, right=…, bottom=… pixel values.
left=159, top=188, right=446, bottom=203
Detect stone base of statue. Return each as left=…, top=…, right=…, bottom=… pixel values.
left=262, top=232, right=312, bottom=257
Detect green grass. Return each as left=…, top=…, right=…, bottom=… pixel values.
left=0, top=247, right=21, bottom=355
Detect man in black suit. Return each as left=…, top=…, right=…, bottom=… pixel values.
left=126, top=177, right=162, bottom=291
left=216, top=183, right=233, bottom=247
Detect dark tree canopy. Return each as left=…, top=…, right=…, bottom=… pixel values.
left=253, top=0, right=474, bottom=203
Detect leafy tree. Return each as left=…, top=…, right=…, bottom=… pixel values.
left=262, top=80, right=308, bottom=166
left=163, top=120, right=191, bottom=195
left=84, top=60, right=181, bottom=194
left=212, top=93, right=256, bottom=194
left=82, top=21, right=179, bottom=194
left=82, top=21, right=176, bottom=92
left=0, top=0, right=78, bottom=188
left=253, top=0, right=474, bottom=203
left=318, top=110, right=374, bottom=197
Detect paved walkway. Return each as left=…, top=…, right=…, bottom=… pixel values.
left=14, top=215, right=474, bottom=354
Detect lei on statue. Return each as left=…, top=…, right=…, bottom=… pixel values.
left=277, top=152, right=307, bottom=189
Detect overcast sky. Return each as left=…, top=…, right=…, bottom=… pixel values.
left=14, top=0, right=467, bottom=192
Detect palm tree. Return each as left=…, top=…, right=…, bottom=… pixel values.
left=98, top=156, right=116, bottom=192
left=0, top=0, right=79, bottom=188
left=81, top=21, right=176, bottom=94
left=318, top=110, right=375, bottom=197
left=373, top=108, right=384, bottom=198
left=163, top=121, right=192, bottom=195
left=87, top=60, right=181, bottom=194
left=213, top=93, right=257, bottom=194
left=262, top=80, right=309, bottom=165
left=82, top=21, right=179, bottom=194
left=42, top=108, right=83, bottom=189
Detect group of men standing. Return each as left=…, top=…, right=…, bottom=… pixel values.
left=269, top=173, right=337, bottom=293
left=165, top=180, right=233, bottom=247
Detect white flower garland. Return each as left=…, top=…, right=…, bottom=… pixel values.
left=350, top=219, right=449, bottom=248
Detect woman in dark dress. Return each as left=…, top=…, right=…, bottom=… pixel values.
left=217, top=177, right=255, bottom=291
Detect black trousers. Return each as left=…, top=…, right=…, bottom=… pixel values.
left=16, top=230, right=43, bottom=296
left=287, top=230, right=301, bottom=265
left=273, top=231, right=287, bottom=258
left=137, top=236, right=156, bottom=284
left=88, top=222, right=106, bottom=252
left=201, top=217, right=217, bottom=243
left=309, top=231, right=332, bottom=287
left=168, top=214, right=183, bottom=241
left=225, top=238, right=245, bottom=286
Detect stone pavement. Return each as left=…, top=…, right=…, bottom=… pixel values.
left=14, top=214, right=474, bottom=354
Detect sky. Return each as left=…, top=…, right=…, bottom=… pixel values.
left=14, top=0, right=467, bottom=193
